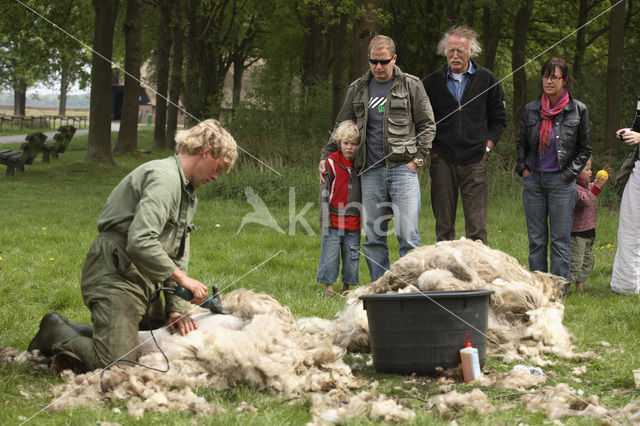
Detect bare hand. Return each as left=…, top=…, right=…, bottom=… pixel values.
left=170, top=268, right=208, bottom=305
left=620, top=129, right=640, bottom=146
left=594, top=175, right=607, bottom=189
left=406, top=161, right=418, bottom=172
left=180, top=277, right=208, bottom=305
left=167, top=312, right=198, bottom=336
left=318, top=160, right=328, bottom=184
left=522, top=169, right=530, bottom=178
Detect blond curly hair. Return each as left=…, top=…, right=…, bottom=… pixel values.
left=175, top=119, right=238, bottom=172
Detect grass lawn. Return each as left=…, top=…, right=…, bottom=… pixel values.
left=1, top=128, right=639, bottom=424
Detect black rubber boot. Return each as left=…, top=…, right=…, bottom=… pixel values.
left=28, top=312, right=84, bottom=357
left=60, top=316, right=93, bottom=338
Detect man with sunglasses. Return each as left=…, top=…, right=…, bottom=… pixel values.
left=319, top=35, right=435, bottom=281
left=422, top=26, right=506, bottom=245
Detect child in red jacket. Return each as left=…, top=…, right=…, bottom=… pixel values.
left=317, top=121, right=361, bottom=296
left=569, top=157, right=608, bottom=293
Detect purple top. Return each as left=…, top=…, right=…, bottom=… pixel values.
left=535, top=100, right=561, bottom=172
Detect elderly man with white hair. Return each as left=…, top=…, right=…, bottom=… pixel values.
left=422, top=26, right=507, bottom=245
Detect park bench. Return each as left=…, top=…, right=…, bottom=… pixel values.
left=40, top=125, right=77, bottom=162
left=0, top=132, right=47, bottom=176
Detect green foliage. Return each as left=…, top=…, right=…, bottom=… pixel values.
left=229, top=65, right=333, bottom=165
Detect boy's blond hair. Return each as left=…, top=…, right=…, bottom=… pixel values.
left=333, top=121, right=359, bottom=149
left=175, top=119, right=238, bottom=172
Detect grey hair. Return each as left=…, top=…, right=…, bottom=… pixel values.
left=436, top=25, right=482, bottom=58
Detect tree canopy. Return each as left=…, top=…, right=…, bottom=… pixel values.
left=2, top=0, right=639, bottom=162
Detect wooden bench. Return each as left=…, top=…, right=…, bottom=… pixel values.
left=0, top=132, right=47, bottom=176
left=41, top=125, right=76, bottom=162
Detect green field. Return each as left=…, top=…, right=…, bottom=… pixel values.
left=1, top=129, right=639, bottom=425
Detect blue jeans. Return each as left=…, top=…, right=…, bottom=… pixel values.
left=317, top=227, right=361, bottom=286
left=360, top=165, right=421, bottom=281
left=523, top=171, right=577, bottom=279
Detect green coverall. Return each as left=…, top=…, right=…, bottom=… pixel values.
left=55, top=156, right=195, bottom=370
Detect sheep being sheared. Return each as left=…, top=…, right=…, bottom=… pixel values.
left=46, top=288, right=367, bottom=418
left=299, top=239, right=595, bottom=363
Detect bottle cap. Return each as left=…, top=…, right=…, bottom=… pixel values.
left=465, top=333, right=472, bottom=348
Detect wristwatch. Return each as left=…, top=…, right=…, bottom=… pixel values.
left=412, top=158, right=425, bottom=168
left=485, top=146, right=492, bottom=156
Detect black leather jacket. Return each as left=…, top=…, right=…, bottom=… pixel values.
left=515, top=95, right=592, bottom=179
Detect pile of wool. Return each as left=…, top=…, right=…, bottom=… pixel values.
left=300, top=239, right=595, bottom=362
left=0, top=346, right=48, bottom=369
left=47, top=288, right=366, bottom=418
left=308, top=382, right=415, bottom=425
left=520, top=383, right=640, bottom=422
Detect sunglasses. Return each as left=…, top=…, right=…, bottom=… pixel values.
left=368, top=57, right=393, bottom=65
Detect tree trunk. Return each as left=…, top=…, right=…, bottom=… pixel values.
left=231, top=54, right=244, bottom=118
left=331, top=8, right=348, bottom=121
left=58, top=67, right=68, bottom=116
left=573, top=0, right=589, bottom=80
left=114, top=0, right=143, bottom=154
left=481, top=5, right=501, bottom=71
left=604, top=0, right=626, bottom=155
left=153, top=0, right=173, bottom=150
left=511, top=0, right=534, bottom=125
left=13, top=81, right=26, bottom=116
left=183, top=0, right=205, bottom=126
left=166, top=0, right=184, bottom=150
left=86, top=0, right=119, bottom=163
left=349, top=0, right=378, bottom=83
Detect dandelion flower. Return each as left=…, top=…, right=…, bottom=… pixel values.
left=0, top=256, right=3, bottom=261
left=49, top=257, right=54, bottom=261
left=42, top=227, right=46, bottom=230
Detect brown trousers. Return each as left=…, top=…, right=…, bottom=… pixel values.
left=429, top=156, right=488, bottom=244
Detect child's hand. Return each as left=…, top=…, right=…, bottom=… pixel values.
left=594, top=165, right=613, bottom=189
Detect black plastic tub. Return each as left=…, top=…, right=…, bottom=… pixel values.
left=359, top=290, right=494, bottom=375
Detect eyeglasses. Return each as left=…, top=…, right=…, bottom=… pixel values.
left=541, top=75, right=564, bottom=82
left=446, top=48, right=468, bottom=56
left=368, top=58, right=393, bottom=65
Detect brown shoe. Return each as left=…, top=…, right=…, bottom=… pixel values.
left=50, top=350, right=86, bottom=376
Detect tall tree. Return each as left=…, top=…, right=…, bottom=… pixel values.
left=349, top=0, right=378, bottom=83
left=114, top=0, right=143, bottom=154
left=604, top=0, right=626, bottom=154
left=331, top=1, right=348, bottom=120
left=152, top=0, right=173, bottom=150
left=166, top=0, right=185, bottom=150
left=572, top=0, right=608, bottom=80
left=46, top=0, right=93, bottom=117
left=0, top=1, right=49, bottom=115
left=481, top=3, right=502, bottom=71
left=183, top=0, right=270, bottom=122
left=511, top=0, right=534, bottom=124
left=86, top=0, right=120, bottom=163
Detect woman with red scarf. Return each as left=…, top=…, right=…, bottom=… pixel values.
left=516, top=57, right=592, bottom=287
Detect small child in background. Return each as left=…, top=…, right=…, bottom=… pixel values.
left=568, top=157, right=608, bottom=293
left=317, top=121, right=361, bottom=296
